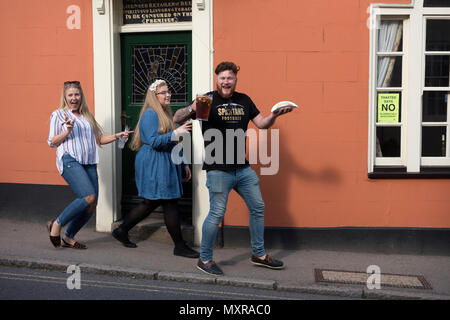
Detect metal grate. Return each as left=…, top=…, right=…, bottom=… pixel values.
left=314, top=268, right=432, bottom=290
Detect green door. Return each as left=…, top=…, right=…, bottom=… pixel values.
left=121, top=32, right=192, bottom=214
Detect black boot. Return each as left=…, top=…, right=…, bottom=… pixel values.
left=173, top=242, right=199, bottom=258
left=112, top=227, right=137, bottom=248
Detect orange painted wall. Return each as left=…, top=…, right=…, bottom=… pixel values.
left=0, top=0, right=93, bottom=185
left=1, top=0, right=449, bottom=229
left=213, top=0, right=450, bottom=228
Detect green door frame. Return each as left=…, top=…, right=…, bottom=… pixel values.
left=120, top=32, right=192, bottom=210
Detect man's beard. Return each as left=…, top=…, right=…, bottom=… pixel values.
left=216, top=83, right=235, bottom=99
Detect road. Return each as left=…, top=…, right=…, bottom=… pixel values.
left=0, top=265, right=354, bottom=301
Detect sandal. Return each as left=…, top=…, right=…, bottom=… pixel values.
left=46, top=220, right=61, bottom=248
left=62, top=238, right=87, bottom=250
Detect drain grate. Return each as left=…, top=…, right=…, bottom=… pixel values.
left=314, top=268, right=432, bottom=290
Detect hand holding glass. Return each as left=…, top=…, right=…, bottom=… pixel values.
left=195, top=94, right=212, bottom=121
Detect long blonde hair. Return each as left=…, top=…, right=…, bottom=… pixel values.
left=59, top=82, right=104, bottom=146
left=129, top=80, right=175, bottom=151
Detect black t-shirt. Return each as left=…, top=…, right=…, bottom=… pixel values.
left=201, top=91, right=260, bottom=171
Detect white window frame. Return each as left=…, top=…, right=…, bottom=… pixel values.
left=374, top=18, right=409, bottom=167
left=368, top=0, right=450, bottom=174
left=421, top=15, right=450, bottom=166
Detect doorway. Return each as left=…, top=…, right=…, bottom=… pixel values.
left=120, top=31, right=192, bottom=218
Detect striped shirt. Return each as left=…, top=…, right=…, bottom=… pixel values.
left=47, top=109, right=100, bottom=174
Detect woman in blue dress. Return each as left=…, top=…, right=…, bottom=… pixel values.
left=112, top=79, right=198, bottom=258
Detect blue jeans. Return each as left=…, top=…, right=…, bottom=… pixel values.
left=200, top=167, right=266, bottom=261
left=56, top=154, right=98, bottom=239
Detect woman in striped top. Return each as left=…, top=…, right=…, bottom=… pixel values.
left=46, top=81, right=131, bottom=249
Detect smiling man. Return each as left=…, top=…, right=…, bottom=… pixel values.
left=174, top=61, right=292, bottom=276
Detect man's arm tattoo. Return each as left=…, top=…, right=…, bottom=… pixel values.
left=173, top=106, right=194, bottom=124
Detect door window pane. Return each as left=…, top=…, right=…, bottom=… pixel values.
left=422, top=127, right=447, bottom=156
left=376, top=127, right=401, bottom=157
left=132, top=44, right=188, bottom=103
left=422, top=91, right=448, bottom=122
left=425, top=55, right=450, bottom=87
left=424, top=0, right=450, bottom=7
left=426, top=20, right=450, bottom=51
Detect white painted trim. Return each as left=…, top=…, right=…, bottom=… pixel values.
left=92, top=0, right=122, bottom=232
left=422, top=8, right=450, bottom=15
left=375, top=158, right=404, bottom=166
left=191, top=0, right=214, bottom=246
left=368, top=5, right=377, bottom=173
left=372, top=0, right=415, bottom=9
left=401, top=18, right=409, bottom=167
left=120, top=22, right=192, bottom=33
left=92, top=0, right=214, bottom=240
left=422, top=158, right=450, bottom=165
left=423, top=87, right=450, bottom=91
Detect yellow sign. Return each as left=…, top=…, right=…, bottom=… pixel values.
left=378, top=93, right=400, bottom=123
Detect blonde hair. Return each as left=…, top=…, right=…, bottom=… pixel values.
left=59, top=83, right=104, bottom=146
left=129, top=80, right=175, bottom=151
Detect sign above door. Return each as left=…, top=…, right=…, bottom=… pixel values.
left=123, top=0, right=192, bottom=24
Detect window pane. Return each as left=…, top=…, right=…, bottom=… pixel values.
left=426, top=20, right=450, bottom=51
left=377, top=56, right=402, bottom=87
left=376, top=127, right=401, bottom=157
left=425, top=55, right=450, bottom=87
left=422, top=127, right=447, bottom=156
left=377, top=20, right=403, bottom=52
left=424, top=0, right=450, bottom=7
left=422, top=91, right=448, bottom=122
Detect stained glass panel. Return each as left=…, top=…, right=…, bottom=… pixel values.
left=132, top=44, right=188, bottom=103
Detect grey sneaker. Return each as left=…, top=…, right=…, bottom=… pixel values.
left=197, top=259, right=224, bottom=276
left=250, top=254, right=284, bottom=269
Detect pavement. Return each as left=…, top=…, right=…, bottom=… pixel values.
left=1, top=216, right=449, bottom=300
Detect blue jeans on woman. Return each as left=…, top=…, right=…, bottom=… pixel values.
left=56, top=153, right=98, bottom=239
left=200, top=166, right=266, bottom=262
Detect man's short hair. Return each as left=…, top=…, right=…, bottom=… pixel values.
left=215, top=61, right=240, bottom=75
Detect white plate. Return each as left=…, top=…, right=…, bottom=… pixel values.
left=271, top=100, right=299, bottom=113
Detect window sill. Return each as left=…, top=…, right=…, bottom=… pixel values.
left=368, top=166, right=450, bottom=179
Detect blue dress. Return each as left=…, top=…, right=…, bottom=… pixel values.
left=134, top=109, right=183, bottom=200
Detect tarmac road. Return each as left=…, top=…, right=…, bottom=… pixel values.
left=0, top=265, right=355, bottom=301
